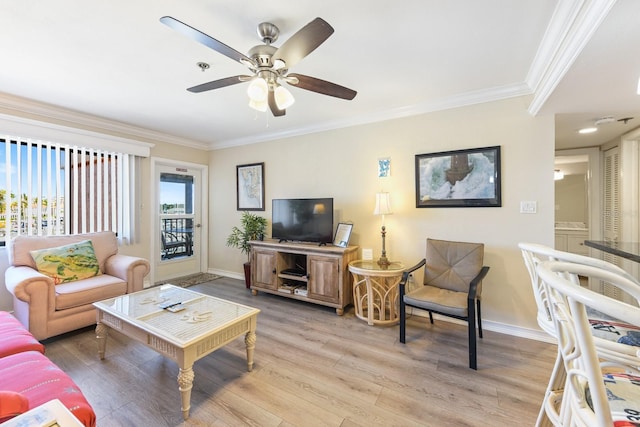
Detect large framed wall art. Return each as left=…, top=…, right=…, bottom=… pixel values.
left=415, top=145, right=501, bottom=208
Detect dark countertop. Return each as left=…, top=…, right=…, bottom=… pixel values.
left=584, top=240, right=640, bottom=263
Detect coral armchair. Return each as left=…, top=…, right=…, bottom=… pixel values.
left=5, top=231, right=150, bottom=340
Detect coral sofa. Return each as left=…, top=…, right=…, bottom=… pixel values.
left=0, top=311, right=96, bottom=426
left=5, top=231, right=150, bottom=340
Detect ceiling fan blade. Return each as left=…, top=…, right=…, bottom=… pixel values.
left=160, top=16, right=255, bottom=67
left=273, top=18, right=334, bottom=69
left=268, top=91, right=286, bottom=117
left=187, top=75, right=250, bottom=93
left=287, top=74, right=357, bottom=100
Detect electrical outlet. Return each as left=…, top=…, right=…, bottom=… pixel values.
left=362, top=248, right=373, bottom=260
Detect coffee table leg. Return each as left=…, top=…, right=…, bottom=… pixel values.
left=245, top=330, right=256, bottom=371
left=178, top=366, right=194, bottom=420
left=95, top=322, right=108, bottom=360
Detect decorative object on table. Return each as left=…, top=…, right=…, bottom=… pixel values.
left=226, top=212, right=268, bottom=288
left=373, top=192, right=392, bottom=266
left=415, top=145, right=501, bottom=208
left=378, top=157, right=391, bottom=177
left=236, top=162, right=265, bottom=211
left=333, top=223, right=353, bottom=248
left=399, top=238, right=489, bottom=370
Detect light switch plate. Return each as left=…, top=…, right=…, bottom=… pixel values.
left=362, top=248, right=373, bottom=260
left=520, top=201, right=537, bottom=214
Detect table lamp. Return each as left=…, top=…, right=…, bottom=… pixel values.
left=373, top=192, right=392, bottom=266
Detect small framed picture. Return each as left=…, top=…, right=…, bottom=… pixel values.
left=236, top=162, right=265, bottom=211
left=333, top=223, right=354, bottom=247
left=378, top=157, right=391, bottom=177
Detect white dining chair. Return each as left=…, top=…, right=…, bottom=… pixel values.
left=537, top=260, right=640, bottom=426
left=519, top=243, right=640, bottom=426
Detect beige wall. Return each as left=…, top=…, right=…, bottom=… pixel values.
left=0, top=96, right=556, bottom=335
left=209, top=96, right=555, bottom=334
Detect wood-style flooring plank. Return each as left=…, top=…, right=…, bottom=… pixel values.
left=41, top=277, right=554, bottom=426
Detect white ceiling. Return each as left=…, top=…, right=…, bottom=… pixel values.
left=0, top=0, right=638, bottom=150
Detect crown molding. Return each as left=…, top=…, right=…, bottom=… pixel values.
left=209, top=82, right=532, bottom=150
left=527, top=0, right=617, bottom=115
left=0, top=92, right=209, bottom=150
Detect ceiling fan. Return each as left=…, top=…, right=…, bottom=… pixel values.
left=160, top=16, right=357, bottom=117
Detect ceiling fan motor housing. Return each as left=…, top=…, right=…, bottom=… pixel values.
left=248, top=44, right=277, bottom=68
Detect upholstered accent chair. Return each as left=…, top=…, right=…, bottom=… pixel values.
left=5, top=231, right=150, bottom=340
left=399, top=238, right=489, bottom=370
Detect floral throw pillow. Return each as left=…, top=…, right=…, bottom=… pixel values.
left=30, top=240, right=101, bottom=284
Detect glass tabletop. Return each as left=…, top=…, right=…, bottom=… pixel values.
left=349, top=260, right=405, bottom=273
left=94, top=284, right=259, bottom=345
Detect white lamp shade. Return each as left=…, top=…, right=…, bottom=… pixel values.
left=247, top=78, right=268, bottom=102
left=248, top=98, right=268, bottom=112
left=373, top=192, right=392, bottom=215
left=274, top=85, right=295, bottom=109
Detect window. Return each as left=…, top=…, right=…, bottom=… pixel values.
left=1, top=136, right=140, bottom=245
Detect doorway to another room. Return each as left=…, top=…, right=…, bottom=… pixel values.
left=151, top=159, right=208, bottom=284
left=554, top=147, right=601, bottom=256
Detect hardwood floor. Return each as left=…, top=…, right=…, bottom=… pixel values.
left=42, top=277, right=555, bottom=426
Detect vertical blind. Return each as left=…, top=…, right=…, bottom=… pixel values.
left=1, top=135, right=139, bottom=244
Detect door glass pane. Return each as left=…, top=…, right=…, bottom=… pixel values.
left=160, top=173, right=194, bottom=214
left=160, top=173, right=194, bottom=260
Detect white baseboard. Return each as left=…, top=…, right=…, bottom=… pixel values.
left=208, top=268, right=244, bottom=281
left=408, top=309, right=554, bottom=343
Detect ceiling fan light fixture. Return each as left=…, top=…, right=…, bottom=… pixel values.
left=248, top=98, right=268, bottom=112
left=274, top=85, right=295, bottom=109
left=247, top=77, right=268, bottom=102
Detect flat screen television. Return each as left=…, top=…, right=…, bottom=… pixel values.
left=272, top=198, right=334, bottom=244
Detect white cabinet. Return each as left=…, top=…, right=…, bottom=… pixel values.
left=555, top=228, right=589, bottom=255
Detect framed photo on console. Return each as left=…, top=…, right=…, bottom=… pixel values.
left=236, top=162, right=265, bottom=211
left=415, top=145, right=501, bottom=208
left=333, top=223, right=353, bottom=247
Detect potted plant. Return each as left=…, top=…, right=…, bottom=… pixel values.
left=226, top=211, right=268, bottom=288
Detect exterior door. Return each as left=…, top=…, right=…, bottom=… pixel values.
left=152, top=160, right=207, bottom=283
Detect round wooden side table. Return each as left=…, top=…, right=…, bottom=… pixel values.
left=348, top=260, right=405, bottom=326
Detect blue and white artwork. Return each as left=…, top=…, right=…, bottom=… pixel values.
left=378, top=157, right=391, bottom=177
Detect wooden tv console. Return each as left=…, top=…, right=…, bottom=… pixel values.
left=249, top=240, right=359, bottom=315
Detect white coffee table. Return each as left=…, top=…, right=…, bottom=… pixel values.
left=93, top=284, right=260, bottom=420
